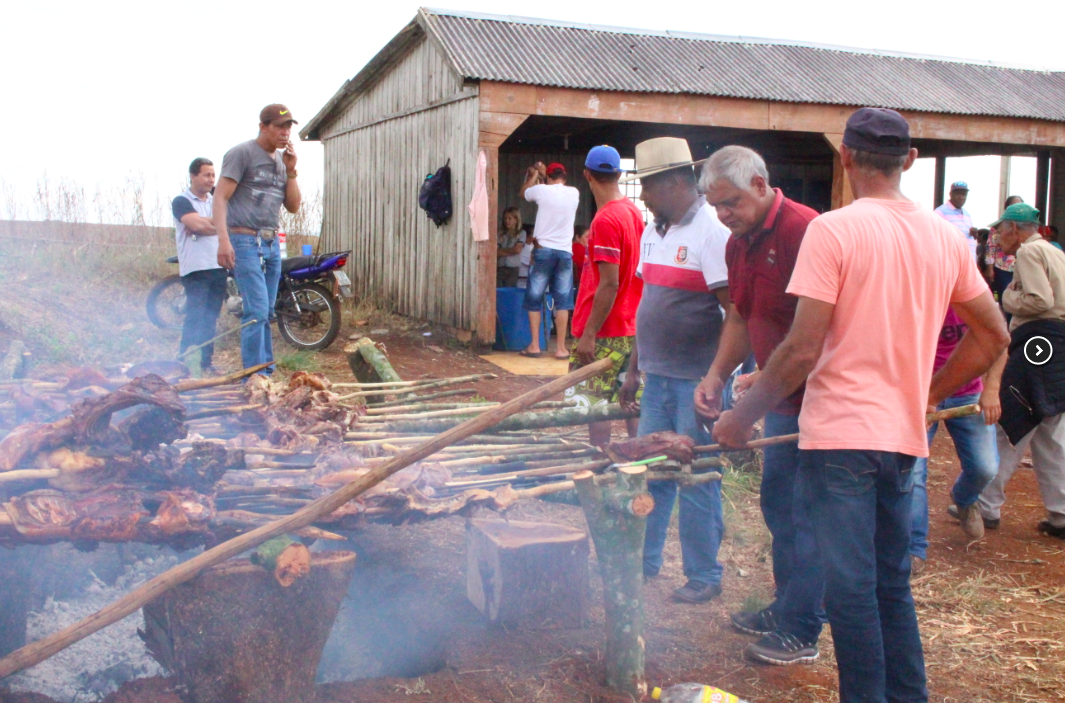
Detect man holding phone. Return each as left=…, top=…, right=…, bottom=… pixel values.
left=213, top=104, right=302, bottom=374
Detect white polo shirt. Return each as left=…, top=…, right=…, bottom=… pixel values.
left=635, top=197, right=730, bottom=380
left=172, top=188, right=220, bottom=277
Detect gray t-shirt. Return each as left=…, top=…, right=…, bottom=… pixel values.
left=497, top=230, right=526, bottom=268
left=219, top=140, right=288, bottom=230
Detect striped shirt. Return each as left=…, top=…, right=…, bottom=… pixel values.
left=935, top=203, right=977, bottom=263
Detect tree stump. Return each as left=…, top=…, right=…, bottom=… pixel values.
left=466, top=518, right=589, bottom=629
left=345, top=337, right=407, bottom=403
left=574, top=467, right=654, bottom=698
left=141, top=550, right=356, bottom=703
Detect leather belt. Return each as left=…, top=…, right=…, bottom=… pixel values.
left=231, top=227, right=277, bottom=241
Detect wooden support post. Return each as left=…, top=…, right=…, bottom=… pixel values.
left=466, top=518, right=589, bottom=629
left=823, top=134, right=854, bottom=211
left=476, top=145, right=500, bottom=345
left=1051, top=154, right=1065, bottom=243
left=574, top=466, right=654, bottom=698
left=1036, top=150, right=1051, bottom=224
left=934, top=156, right=947, bottom=209
left=999, top=155, right=1012, bottom=211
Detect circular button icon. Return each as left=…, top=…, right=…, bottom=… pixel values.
left=1024, top=336, right=1053, bottom=365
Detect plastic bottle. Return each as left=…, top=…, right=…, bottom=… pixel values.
left=650, top=683, right=750, bottom=703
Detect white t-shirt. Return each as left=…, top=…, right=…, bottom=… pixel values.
left=524, top=183, right=579, bottom=253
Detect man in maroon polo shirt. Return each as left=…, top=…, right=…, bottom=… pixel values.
left=694, top=146, right=825, bottom=665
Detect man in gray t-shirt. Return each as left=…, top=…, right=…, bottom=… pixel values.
left=213, top=104, right=302, bottom=374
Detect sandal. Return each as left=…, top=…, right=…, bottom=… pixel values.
left=519, top=350, right=543, bottom=358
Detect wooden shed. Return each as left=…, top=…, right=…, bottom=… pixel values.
left=301, top=7, right=1065, bottom=342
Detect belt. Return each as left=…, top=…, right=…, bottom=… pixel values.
left=231, top=227, right=277, bottom=240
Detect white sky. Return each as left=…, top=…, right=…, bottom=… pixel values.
left=1, top=0, right=1062, bottom=224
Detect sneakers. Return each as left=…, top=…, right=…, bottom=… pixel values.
left=948, top=504, right=999, bottom=530
left=672, top=580, right=722, bottom=604
left=1038, top=521, right=1065, bottom=539
left=955, top=503, right=985, bottom=539
left=745, top=630, right=819, bottom=665
left=730, top=608, right=778, bottom=636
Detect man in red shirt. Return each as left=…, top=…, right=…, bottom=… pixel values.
left=567, top=145, right=644, bottom=446
left=694, top=146, right=824, bottom=665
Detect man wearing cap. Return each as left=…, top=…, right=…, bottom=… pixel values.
left=617, top=137, right=731, bottom=604
left=567, top=146, right=644, bottom=447
left=520, top=161, right=579, bottom=358
left=976, top=202, right=1065, bottom=540
left=213, top=104, right=302, bottom=374
left=694, top=145, right=825, bottom=664
left=711, top=108, right=1008, bottom=702
left=935, top=181, right=978, bottom=262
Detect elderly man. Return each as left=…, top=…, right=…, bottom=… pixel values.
left=712, top=108, right=1008, bottom=703
left=936, top=181, right=977, bottom=262
left=618, top=137, right=731, bottom=604
left=976, top=203, right=1065, bottom=539
left=694, top=145, right=824, bottom=664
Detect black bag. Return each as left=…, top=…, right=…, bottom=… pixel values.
left=418, top=159, right=452, bottom=227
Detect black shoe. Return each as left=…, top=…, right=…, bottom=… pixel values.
left=745, top=630, right=819, bottom=665
left=730, top=608, right=778, bottom=636
left=948, top=504, right=1000, bottom=530
left=672, top=580, right=722, bottom=604
left=1038, top=520, right=1065, bottom=539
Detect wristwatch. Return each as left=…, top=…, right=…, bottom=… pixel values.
left=287, top=170, right=298, bottom=179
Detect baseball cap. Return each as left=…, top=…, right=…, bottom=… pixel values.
left=260, top=104, right=298, bottom=126
left=842, top=107, right=911, bottom=155
left=990, top=203, right=1040, bottom=228
left=546, top=162, right=567, bottom=177
left=585, top=145, right=622, bottom=173
left=950, top=181, right=969, bottom=191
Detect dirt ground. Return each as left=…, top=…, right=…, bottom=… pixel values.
left=4, top=319, right=1064, bottom=703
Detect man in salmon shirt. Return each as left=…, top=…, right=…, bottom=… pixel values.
left=712, top=108, right=1009, bottom=703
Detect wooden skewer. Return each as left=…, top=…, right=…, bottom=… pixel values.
left=185, top=404, right=264, bottom=421
left=367, top=388, right=477, bottom=407
left=335, top=374, right=498, bottom=401
left=330, top=373, right=497, bottom=390
left=0, top=469, right=60, bottom=484
left=171, top=363, right=272, bottom=392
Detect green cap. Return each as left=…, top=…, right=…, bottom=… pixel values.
left=990, top=202, right=1040, bottom=228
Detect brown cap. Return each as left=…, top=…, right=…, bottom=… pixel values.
left=260, top=104, right=298, bottom=126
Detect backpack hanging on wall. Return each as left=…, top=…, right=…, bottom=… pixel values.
left=419, top=159, right=452, bottom=227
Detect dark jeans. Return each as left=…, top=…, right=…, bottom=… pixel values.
left=800, top=449, right=927, bottom=703
left=179, top=268, right=228, bottom=368
left=762, top=412, right=825, bottom=643
left=232, top=234, right=281, bottom=373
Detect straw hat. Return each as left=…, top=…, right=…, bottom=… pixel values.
left=620, top=137, right=706, bottom=184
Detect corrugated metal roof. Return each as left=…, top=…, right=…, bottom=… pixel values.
left=420, top=8, right=1065, bottom=123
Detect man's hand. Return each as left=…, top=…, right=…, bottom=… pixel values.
left=575, top=334, right=597, bottom=366
left=619, top=375, right=640, bottom=413
left=979, top=387, right=1001, bottom=426
left=282, top=140, right=298, bottom=173
left=217, top=240, right=236, bottom=270
left=733, top=371, right=759, bottom=400
left=694, top=375, right=725, bottom=421
left=712, top=409, right=755, bottom=448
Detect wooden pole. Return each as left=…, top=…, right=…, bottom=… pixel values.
left=332, top=373, right=496, bottom=390
left=574, top=466, right=653, bottom=697
left=336, top=374, right=496, bottom=401
left=0, top=358, right=614, bottom=679
left=172, top=363, right=272, bottom=392
left=370, top=402, right=638, bottom=435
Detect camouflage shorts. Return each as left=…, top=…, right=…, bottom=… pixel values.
left=564, top=336, right=637, bottom=407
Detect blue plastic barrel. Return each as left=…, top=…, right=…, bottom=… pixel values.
left=494, top=288, right=548, bottom=351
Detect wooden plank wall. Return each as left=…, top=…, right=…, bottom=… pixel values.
left=318, top=37, right=481, bottom=331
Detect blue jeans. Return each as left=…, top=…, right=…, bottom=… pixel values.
left=640, top=373, right=724, bottom=586
left=801, top=449, right=926, bottom=703
left=179, top=268, right=228, bottom=368
left=761, top=412, right=825, bottom=643
left=522, top=247, right=574, bottom=311
left=910, top=393, right=998, bottom=559
left=232, top=234, right=281, bottom=373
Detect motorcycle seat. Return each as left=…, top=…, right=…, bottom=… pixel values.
left=166, top=255, right=179, bottom=264
left=281, top=255, right=317, bottom=274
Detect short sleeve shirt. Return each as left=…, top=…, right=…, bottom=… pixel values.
left=726, top=190, right=818, bottom=414
left=172, top=189, right=220, bottom=277
left=787, top=198, right=989, bottom=457
left=571, top=197, right=644, bottom=339
left=935, top=203, right=977, bottom=263
left=635, top=197, right=730, bottom=380
left=497, top=230, right=526, bottom=268
left=524, top=184, right=578, bottom=253
left=935, top=308, right=983, bottom=398
left=219, top=140, right=288, bottom=231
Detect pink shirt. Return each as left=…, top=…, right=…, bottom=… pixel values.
left=934, top=308, right=983, bottom=398
left=787, top=198, right=989, bottom=457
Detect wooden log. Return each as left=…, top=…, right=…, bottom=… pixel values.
left=574, top=466, right=653, bottom=698
left=332, top=373, right=496, bottom=390
left=140, top=550, right=356, bottom=703
left=250, top=536, right=311, bottom=587
left=336, top=373, right=497, bottom=401
left=0, top=358, right=614, bottom=678
left=372, top=403, right=639, bottom=435
left=343, top=337, right=406, bottom=403
left=368, top=387, right=477, bottom=407
left=466, top=518, right=589, bottom=629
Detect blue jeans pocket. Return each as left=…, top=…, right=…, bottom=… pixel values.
left=822, top=451, right=876, bottom=496
left=896, top=457, right=916, bottom=493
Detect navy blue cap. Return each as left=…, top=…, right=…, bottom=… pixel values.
left=843, top=108, right=911, bottom=156
left=585, top=145, right=622, bottom=173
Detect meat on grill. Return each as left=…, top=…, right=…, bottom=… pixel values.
left=606, top=431, right=695, bottom=465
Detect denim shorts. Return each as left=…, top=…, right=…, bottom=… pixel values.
left=522, top=247, right=574, bottom=311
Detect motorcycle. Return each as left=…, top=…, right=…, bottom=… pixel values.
left=146, top=250, right=353, bottom=351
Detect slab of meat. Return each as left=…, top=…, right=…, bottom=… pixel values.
left=69, top=373, right=185, bottom=441
left=119, top=406, right=189, bottom=452
left=147, top=489, right=214, bottom=538
left=605, top=431, right=695, bottom=465
left=4, top=490, right=78, bottom=539
left=288, top=371, right=332, bottom=391
left=4, top=488, right=148, bottom=542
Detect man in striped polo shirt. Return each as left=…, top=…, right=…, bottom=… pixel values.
left=935, top=181, right=977, bottom=262
left=619, top=137, right=731, bottom=604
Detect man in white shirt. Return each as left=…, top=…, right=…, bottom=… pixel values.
left=520, top=162, right=580, bottom=358
left=172, top=157, right=226, bottom=374
left=935, top=181, right=977, bottom=262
